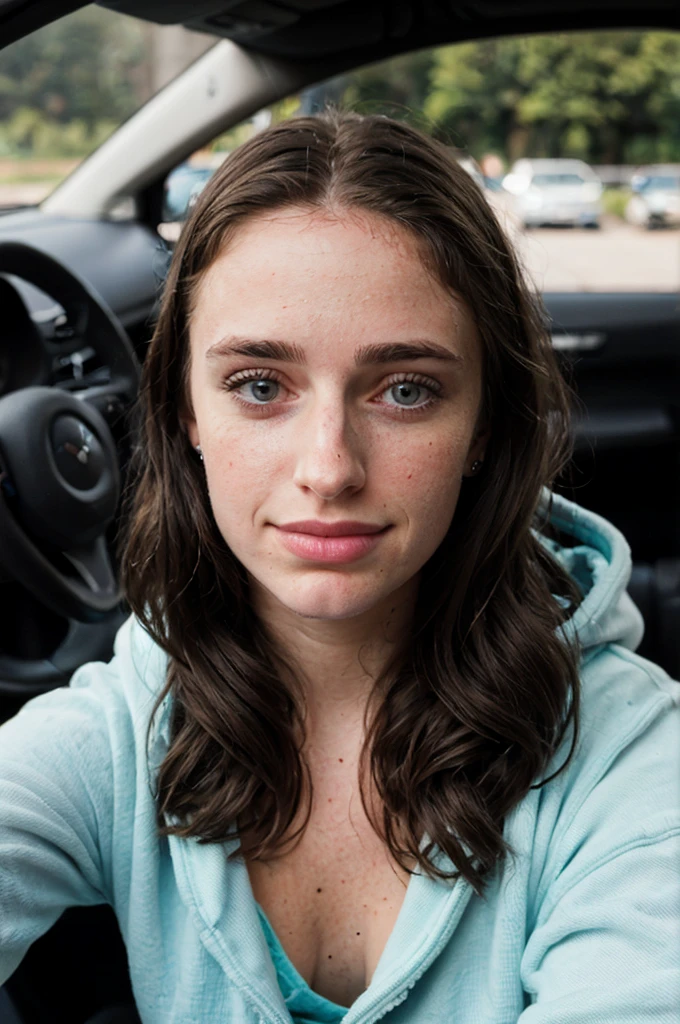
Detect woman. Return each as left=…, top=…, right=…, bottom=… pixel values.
left=0, top=111, right=678, bottom=1024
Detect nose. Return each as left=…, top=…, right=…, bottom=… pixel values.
left=292, top=396, right=366, bottom=501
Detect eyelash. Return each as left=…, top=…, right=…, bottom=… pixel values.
left=219, top=368, right=442, bottom=414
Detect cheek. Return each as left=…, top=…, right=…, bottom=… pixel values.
left=203, top=433, right=275, bottom=533
left=382, top=432, right=466, bottom=520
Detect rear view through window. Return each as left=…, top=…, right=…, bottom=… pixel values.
left=167, top=29, right=680, bottom=293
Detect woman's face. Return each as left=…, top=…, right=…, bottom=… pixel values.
left=183, top=206, right=487, bottom=623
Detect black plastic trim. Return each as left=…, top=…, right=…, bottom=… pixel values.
left=0, top=0, right=87, bottom=52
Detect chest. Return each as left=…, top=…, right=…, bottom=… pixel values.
left=246, top=776, right=411, bottom=1009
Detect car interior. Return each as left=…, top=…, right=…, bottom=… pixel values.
left=0, top=1, right=678, bottom=1021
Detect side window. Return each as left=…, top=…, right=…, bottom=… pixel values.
left=160, top=30, right=680, bottom=292
left=0, top=7, right=216, bottom=208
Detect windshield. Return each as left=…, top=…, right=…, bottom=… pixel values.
left=0, top=6, right=217, bottom=209
left=531, top=173, right=587, bottom=186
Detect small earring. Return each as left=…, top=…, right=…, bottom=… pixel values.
left=470, top=459, right=483, bottom=474
left=195, top=445, right=203, bottom=462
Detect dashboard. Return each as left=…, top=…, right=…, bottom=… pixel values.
left=0, top=208, right=160, bottom=331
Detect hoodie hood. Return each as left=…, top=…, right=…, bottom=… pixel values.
left=538, top=490, right=644, bottom=653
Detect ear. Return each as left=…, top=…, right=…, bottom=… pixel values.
left=463, top=423, right=490, bottom=477
left=182, top=416, right=200, bottom=449
left=177, top=406, right=199, bottom=450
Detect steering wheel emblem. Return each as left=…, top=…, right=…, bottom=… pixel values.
left=51, top=416, right=103, bottom=490
left=64, top=440, right=91, bottom=464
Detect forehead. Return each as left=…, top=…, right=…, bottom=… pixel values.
left=189, top=206, right=479, bottom=365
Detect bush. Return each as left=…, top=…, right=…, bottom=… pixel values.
left=0, top=107, right=118, bottom=158
left=601, top=187, right=630, bottom=219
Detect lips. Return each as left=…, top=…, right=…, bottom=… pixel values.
left=276, top=520, right=387, bottom=537
left=273, top=520, right=390, bottom=564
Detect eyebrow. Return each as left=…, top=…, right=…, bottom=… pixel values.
left=205, top=337, right=463, bottom=366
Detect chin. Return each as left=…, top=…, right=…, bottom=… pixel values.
left=290, top=601, right=372, bottom=622
left=284, top=590, right=380, bottom=622
left=270, top=573, right=392, bottom=621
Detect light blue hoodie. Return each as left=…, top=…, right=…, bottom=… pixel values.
left=1, top=493, right=679, bottom=1023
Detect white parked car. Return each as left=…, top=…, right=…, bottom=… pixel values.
left=625, top=165, right=680, bottom=229
left=502, top=158, right=603, bottom=228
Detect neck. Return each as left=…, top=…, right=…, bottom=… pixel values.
left=251, top=580, right=417, bottom=733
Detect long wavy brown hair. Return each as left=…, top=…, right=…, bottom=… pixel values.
left=118, top=110, right=582, bottom=897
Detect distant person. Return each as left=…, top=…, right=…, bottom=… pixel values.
left=480, top=151, right=504, bottom=181
left=1, top=111, right=678, bottom=1023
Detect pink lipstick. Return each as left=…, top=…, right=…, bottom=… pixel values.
left=275, top=520, right=389, bottom=564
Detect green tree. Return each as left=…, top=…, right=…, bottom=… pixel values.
left=0, top=6, right=144, bottom=130
left=423, top=32, right=680, bottom=164
left=337, top=48, right=436, bottom=131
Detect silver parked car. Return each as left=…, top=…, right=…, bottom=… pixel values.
left=625, top=165, right=680, bottom=229
left=502, top=158, right=603, bottom=229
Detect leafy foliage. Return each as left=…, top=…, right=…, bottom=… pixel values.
left=0, top=6, right=144, bottom=157
left=0, top=17, right=678, bottom=166
left=347, top=32, right=680, bottom=165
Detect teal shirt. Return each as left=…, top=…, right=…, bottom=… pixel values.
left=1, top=493, right=679, bottom=1022
left=256, top=902, right=348, bottom=1023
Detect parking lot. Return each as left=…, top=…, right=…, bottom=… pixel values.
left=490, top=194, right=680, bottom=292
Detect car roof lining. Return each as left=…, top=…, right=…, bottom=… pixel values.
left=2, top=2, right=677, bottom=62
left=0, top=0, right=86, bottom=51
left=96, top=0, right=678, bottom=62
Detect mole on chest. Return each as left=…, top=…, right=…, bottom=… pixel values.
left=246, top=810, right=410, bottom=1006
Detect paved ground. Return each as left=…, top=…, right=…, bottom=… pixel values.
left=1, top=182, right=679, bottom=292
left=0, top=183, right=54, bottom=206
left=489, top=193, right=680, bottom=292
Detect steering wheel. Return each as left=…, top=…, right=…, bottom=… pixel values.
left=0, top=241, right=142, bottom=698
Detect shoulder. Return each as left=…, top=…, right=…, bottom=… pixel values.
left=569, top=643, right=679, bottom=817
left=0, top=615, right=172, bottom=961
left=525, top=643, right=680, bottom=910
left=0, top=613, right=170, bottom=792
left=569, top=643, right=679, bottom=804
left=514, top=648, right=680, bottom=1018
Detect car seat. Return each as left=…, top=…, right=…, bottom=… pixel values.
left=628, top=560, right=680, bottom=679
left=2, top=905, right=141, bottom=1024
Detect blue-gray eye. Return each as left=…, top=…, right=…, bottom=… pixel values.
left=390, top=382, right=423, bottom=406
left=246, top=379, right=279, bottom=402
